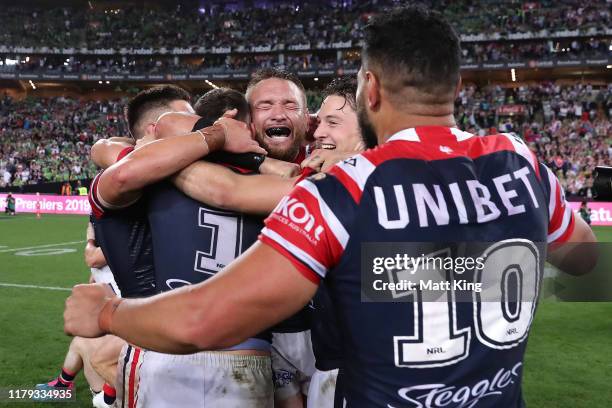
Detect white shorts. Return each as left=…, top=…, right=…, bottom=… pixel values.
left=116, top=345, right=273, bottom=408
left=90, top=265, right=121, bottom=296
left=271, top=331, right=316, bottom=400
left=307, top=369, right=339, bottom=408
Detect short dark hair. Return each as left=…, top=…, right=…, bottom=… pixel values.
left=126, top=85, right=191, bottom=139
left=362, top=6, right=461, bottom=104
left=322, top=76, right=357, bottom=111
left=246, top=67, right=306, bottom=102
left=194, top=88, right=249, bottom=126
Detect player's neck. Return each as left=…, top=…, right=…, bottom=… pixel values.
left=377, top=110, right=457, bottom=143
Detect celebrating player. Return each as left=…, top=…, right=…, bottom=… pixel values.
left=65, top=7, right=597, bottom=407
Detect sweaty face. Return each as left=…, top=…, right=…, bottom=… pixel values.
left=249, top=78, right=307, bottom=162
left=313, top=95, right=362, bottom=152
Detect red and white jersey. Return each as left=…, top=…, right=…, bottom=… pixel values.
left=259, top=126, right=575, bottom=407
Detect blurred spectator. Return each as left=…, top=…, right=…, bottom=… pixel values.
left=455, top=82, right=611, bottom=198
left=579, top=200, right=592, bottom=224
left=60, top=182, right=72, bottom=195
left=0, top=95, right=126, bottom=187
left=0, top=1, right=608, bottom=50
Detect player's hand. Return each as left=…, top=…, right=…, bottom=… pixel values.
left=259, top=157, right=301, bottom=178
left=64, top=283, right=115, bottom=338
left=84, top=243, right=107, bottom=269
left=214, top=115, right=267, bottom=155
left=301, top=149, right=356, bottom=173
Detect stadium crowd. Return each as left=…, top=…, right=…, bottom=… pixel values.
left=2, top=36, right=609, bottom=77
left=456, top=83, right=612, bottom=197
left=0, top=0, right=608, bottom=50
left=0, top=95, right=126, bottom=188
left=1, top=83, right=610, bottom=198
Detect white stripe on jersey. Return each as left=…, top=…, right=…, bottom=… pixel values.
left=387, top=128, right=420, bottom=142
left=449, top=127, right=475, bottom=142
left=545, top=166, right=558, bottom=221
left=334, top=154, right=376, bottom=194
left=261, top=227, right=327, bottom=278
left=502, top=133, right=538, bottom=173
left=547, top=205, right=572, bottom=243
left=299, top=180, right=349, bottom=249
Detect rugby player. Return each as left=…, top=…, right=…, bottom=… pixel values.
left=156, top=72, right=318, bottom=407
left=66, top=8, right=598, bottom=406
left=246, top=68, right=316, bottom=408
left=90, top=85, right=270, bottom=407
left=305, top=76, right=362, bottom=408
left=36, top=223, right=117, bottom=408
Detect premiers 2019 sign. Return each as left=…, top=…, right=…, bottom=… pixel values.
left=0, top=194, right=611, bottom=226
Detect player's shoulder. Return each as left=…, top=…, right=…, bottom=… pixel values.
left=304, top=151, right=378, bottom=205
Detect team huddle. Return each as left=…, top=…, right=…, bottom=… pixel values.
left=58, top=7, right=596, bottom=408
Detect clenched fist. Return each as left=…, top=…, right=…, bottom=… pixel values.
left=64, top=283, right=117, bottom=338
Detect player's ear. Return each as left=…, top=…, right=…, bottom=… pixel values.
left=365, top=70, right=382, bottom=112
left=454, top=75, right=462, bottom=100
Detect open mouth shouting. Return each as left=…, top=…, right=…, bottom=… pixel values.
left=263, top=126, right=294, bottom=146
left=265, top=126, right=292, bottom=138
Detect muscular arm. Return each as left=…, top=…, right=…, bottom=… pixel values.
left=85, top=222, right=106, bottom=269
left=67, top=243, right=318, bottom=353
left=91, top=138, right=134, bottom=169
left=172, top=161, right=295, bottom=215
left=547, top=214, right=598, bottom=276
left=97, top=127, right=225, bottom=208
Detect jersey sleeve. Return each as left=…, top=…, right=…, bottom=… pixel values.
left=540, top=163, right=576, bottom=244
left=88, top=172, right=105, bottom=219
left=259, top=178, right=350, bottom=284
left=88, top=146, right=136, bottom=219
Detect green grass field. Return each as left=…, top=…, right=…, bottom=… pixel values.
left=0, top=214, right=610, bottom=407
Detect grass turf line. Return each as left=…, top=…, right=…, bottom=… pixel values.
left=0, top=215, right=610, bottom=407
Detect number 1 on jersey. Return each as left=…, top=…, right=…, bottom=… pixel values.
left=194, top=208, right=244, bottom=275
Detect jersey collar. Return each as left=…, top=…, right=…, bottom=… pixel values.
left=386, top=127, right=474, bottom=144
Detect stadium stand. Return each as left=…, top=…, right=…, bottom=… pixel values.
left=0, top=0, right=609, bottom=195
left=0, top=95, right=126, bottom=188
left=1, top=83, right=610, bottom=198
left=0, top=1, right=609, bottom=48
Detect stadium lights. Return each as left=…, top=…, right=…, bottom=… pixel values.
left=511, top=68, right=517, bottom=82
left=205, top=79, right=219, bottom=89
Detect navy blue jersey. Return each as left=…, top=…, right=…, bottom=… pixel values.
left=147, top=180, right=263, bottom=290
left=311, top=284, right=343, bottom=371
left=89, top=157, right=158, bottom=298
left=146, top=175, right=272, bottom=344
left=260, top=127, right=575, bottom=407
